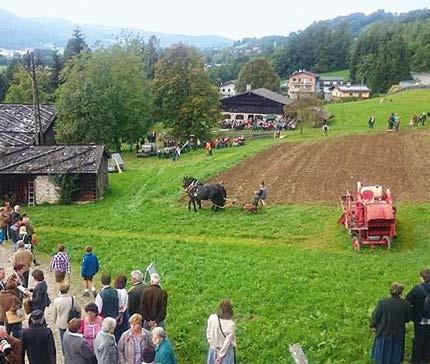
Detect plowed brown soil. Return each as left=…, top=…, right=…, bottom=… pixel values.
left=213, top=131, right=430, bottom=204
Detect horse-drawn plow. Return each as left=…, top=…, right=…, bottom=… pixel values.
left=182, top=176, right=262, bottom=213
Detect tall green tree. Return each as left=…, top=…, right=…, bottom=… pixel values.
left=63, top=28, right=90, bottom=62
left=284, top=96, right=323, bottom=134
left=5, top=66, right=53, bottom=103
left=236, top=58, right=280, bottom=92
left=55, top=42, right=152, bottom=151
left=350, top=24, right=410, bottom=93
left=153, top=43, right=220, bottom=140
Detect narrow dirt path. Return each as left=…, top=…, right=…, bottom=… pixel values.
left=0, top=242, right=96, bottom=364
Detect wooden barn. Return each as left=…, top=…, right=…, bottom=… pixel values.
left=0, top=145, right=109, bottom=205
left=220, top=88, right=289, bottom=121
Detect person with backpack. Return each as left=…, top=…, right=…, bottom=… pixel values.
left=53, top=284, right=82, bottom=354
left=406, top=269, right=430, bottom=364
left=370, top=282, right=412, bottom=364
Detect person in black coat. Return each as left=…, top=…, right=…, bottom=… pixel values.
left=30, top=270, right=51, bottom=312
left=128, top=270, right=147, bottom=316
left=406, top=269, right=430, bottom=364
left=21, top=310, right=56, bottom=364
left=370, top=282, right=412, bottom=364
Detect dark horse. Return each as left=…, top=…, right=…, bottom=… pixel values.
left=182, top=176, right=227, bottom=212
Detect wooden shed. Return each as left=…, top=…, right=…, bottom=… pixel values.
left=0, top=145, right=109, bottom=205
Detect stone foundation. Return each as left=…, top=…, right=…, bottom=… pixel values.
left=35, top=176, right=60, bottom=204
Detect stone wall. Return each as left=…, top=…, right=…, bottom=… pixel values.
left=35, top=176, right=60, bottom=204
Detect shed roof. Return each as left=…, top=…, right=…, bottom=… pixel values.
left=0, top=145, right=108, bottom=175
left=319, top=76, right=345, bottom=81
left=336, top=85, right=370, bottom=92
left=0, top=104, right=56, bottom=150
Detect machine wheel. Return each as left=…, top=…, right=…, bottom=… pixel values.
left=352, top=237, right=362, bottom=251
left=382, top=236, right=392, bottom=250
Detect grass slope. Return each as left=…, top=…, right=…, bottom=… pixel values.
left=326, top=89, right=430, bottom=134
left=319, top=69, right=350, bottom=80
left=32, top=90, right=430, bottom=363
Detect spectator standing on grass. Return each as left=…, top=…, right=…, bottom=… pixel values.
left=95, top=273, right=119, bottom=319
left=370, top=282, right=412, bottom=364
left=21, top=310, right=56, bottom=364
left=80, top=303, right=103, bottom=349
left=141, top=273, right=168, bottom=330
left=50, top=244, right=71, bottom=288
left=406, top=269, right=430, bottom=364
left=206, top=299, right=236, bottom=364
left=115, top=274, right=130, bottom=342
left=30, top=269, right=51, bottom=313
left=152, top=327, right=176, bottom=364
left=53, top=284, right=82, bottom=352
left=63, top=318, right=94, bottom=364
left=323, top=123, right=329, bottom=136
left=11, top=241, right=33, bottom=288
left=81, top=245, right=100, bottom=297
left=128, top=270, right=146, bottom=317
left=205, top=141, right=213, bottom=156
left=94, top=317, right=118, bottom=364
left=118, top=313, right=153, bottom=364
left=368, top=115, right=376, bottom=129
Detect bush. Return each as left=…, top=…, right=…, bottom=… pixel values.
left=51, top=174, right=78, bottom=204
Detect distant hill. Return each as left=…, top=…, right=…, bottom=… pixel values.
left=233, top=9, right=430, bottom=49
left=0, top=9, right=235, bottom=51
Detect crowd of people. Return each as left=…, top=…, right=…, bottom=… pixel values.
left=370, top=270, right=430, bottom=364
left=0, top=202, right=237, bottom=364
left=219, top=116, right=296, bottom=131
left=367, top=112, right=430, bottom=131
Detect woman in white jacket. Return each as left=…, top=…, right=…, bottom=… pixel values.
left=206, top=300, right=236, bottom=364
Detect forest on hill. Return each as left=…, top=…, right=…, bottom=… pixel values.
left=207, top=8, right=430, bottom=93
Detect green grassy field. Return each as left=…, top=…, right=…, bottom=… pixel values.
left=31, top=90, right=430, bottom=363
left=319, top=69, right=350, bottom=80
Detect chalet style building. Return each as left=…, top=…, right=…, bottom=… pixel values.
left=0, top=104, right=109, bottom=205
left=331, top=85, right=371, bottom=100
left=220, top=88, right=289, bottom=121
left=287, top=70, right=319, bottom=99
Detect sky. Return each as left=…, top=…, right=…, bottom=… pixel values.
left=0, top=0, right=429, bottom=39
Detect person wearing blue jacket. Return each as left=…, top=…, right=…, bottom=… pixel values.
left=81, top=245, right=100, bottom=297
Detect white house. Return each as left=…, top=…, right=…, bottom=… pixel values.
left=220, top=81, right=236, bottom=98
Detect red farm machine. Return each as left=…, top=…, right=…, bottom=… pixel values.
left=339, top=182, right=397, bottom=250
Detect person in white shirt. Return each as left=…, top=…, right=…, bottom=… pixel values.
left=206, top=300, right=236, bottom=364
